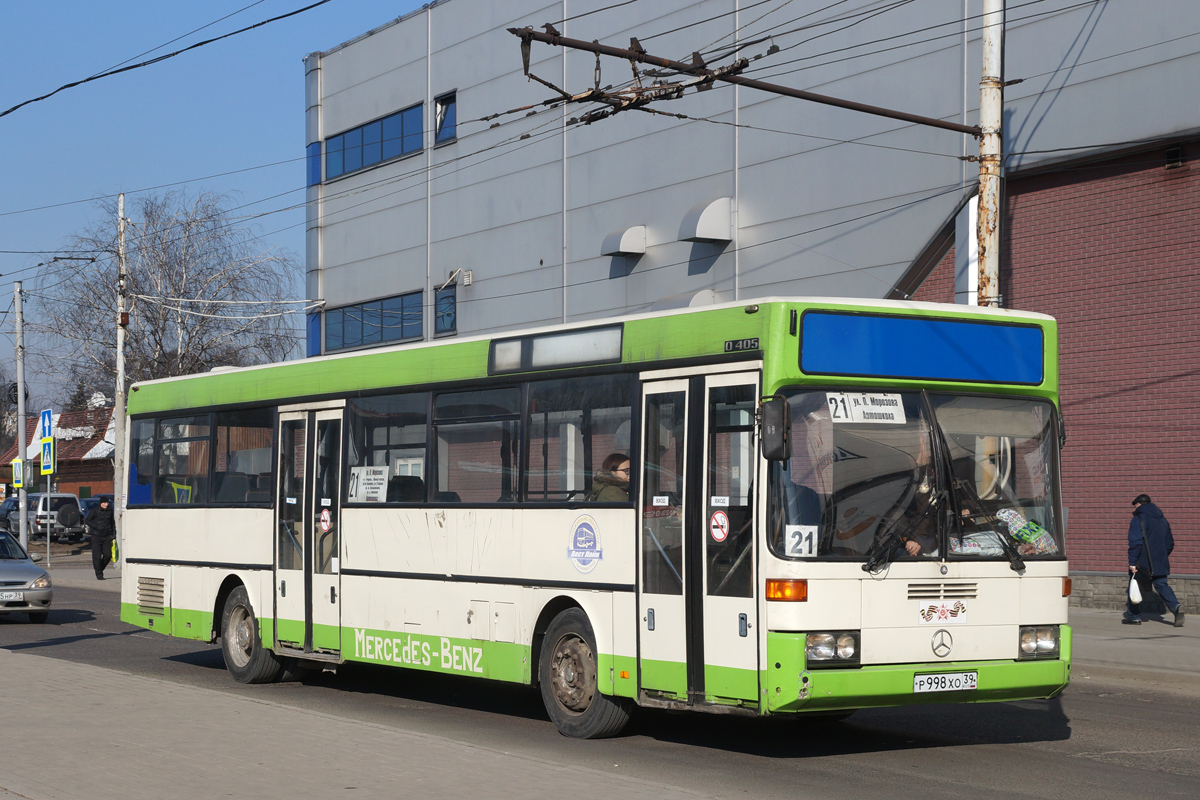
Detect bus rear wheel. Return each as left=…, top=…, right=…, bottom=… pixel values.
left=221, top=586, right=284, bottom=684
left=539, top=608, right=631, bottom=738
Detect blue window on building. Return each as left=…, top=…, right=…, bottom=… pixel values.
left=435, top=286, right=457, bottom=335
left=435, top=92, right=457, bottom=145
left=326, top=104, right=423, bottom=181
left=306, top=143, right=322, bottom=187
left=306, top=312, right=321, bottom=357
left=326, top=291, right=424, bottom=352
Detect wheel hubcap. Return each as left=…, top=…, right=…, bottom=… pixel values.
left=228, top=605, right=253, bottom=668
left=550, top=634, right=595, bottom=713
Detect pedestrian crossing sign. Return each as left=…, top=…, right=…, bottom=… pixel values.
left=40, top=439, right=54, bottom=476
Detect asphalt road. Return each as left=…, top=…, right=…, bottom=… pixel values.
left=3, top=583, right=1198, bottom=799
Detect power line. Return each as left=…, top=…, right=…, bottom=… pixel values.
left=551, top=0, right=641, bottom=27
left=745, top=0, right=1098, bottom=82
left=87, top=1, right=269, bottom=79
left=0, top=0, right=335, bottom=120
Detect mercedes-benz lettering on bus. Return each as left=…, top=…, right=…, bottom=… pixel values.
left=120, top=298, right=1069, bottom=738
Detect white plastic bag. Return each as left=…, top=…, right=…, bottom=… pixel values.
left=1129, top=574, right=1143, bottom=604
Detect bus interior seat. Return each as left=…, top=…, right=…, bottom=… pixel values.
left=434, top=490, right=461, bottom=503
left=387, top=475, right=425, bottom=502
left=214, top=473, right=250, bottom=503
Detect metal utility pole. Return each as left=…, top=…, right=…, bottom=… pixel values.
left=977, top=0, right=1005, bottom=308
left=113, top=193, right=128, bottom=555
left=13, top=282, right=28, bottom=550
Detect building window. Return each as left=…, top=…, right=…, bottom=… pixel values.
left=435, top=286, right=456, bottom=335
left=326, top=291, right=422, bottom=352
left=435, top=92, right=457, bottom=145
left=325, top=104, right=423, bottom=181
left=306, top=142, right=322, bottom=187
left=306, top=313, right=320, bottom=358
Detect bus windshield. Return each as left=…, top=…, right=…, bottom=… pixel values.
left=768, top=390, right=1063, bottom=562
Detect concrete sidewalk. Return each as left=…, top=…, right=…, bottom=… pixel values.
left=3, top=581, right=1196, bottom=800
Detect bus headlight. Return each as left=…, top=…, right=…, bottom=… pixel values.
left=806, top=631, right=860, bottom=667
left=1018, top=625, right=1059, bottom=659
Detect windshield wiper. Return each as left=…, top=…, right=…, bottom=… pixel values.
left=862, top=497, right=928, bottom=573
left=923, top=392, right=1025, bottom=573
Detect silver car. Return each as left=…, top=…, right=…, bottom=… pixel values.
left=6, top=494, right=83, bottom=543
left=0, top=530, right=52, bottom=623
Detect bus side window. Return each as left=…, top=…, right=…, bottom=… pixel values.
left=526, top=375, right=633, bottom=504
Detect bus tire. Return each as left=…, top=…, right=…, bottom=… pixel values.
left=220, top=586, right=284, bottom=684
left=539, top=608, right=632, bottom=738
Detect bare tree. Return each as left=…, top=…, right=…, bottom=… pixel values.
left=32, top=191, right=304, bottom=402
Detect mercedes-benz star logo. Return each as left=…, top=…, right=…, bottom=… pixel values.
left=931, top=629, right=953, bottom=658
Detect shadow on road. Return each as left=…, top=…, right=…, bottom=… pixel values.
left=627, top=694, right=1071, bottom=756
left=0, top=607, right=97, bottom=626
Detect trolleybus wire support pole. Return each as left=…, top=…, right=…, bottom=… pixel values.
left=977, top=0, right=1005, bottom=308
left=14, top=281, right=28, bottom=551
left=507, top=26, right=983, bottom=136
left=114, top=193, right=128, bottom=564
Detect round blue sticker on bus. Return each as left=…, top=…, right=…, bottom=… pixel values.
left=568, top=515, right=603, bottom=573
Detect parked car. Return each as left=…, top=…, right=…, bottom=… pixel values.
left=0, top=497, right=19, bottom=531
left=6, top=493, right=84, bottom=542
left=0, top=529, right=51, bottom=623
left=80, top=494, right=114, bottom=538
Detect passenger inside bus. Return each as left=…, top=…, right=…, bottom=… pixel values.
left=591, top=453, right=631, bottom=502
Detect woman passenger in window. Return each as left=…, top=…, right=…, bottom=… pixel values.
left=591, top=453, right=631, bottom=502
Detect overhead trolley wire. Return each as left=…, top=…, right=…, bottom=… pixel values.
left=0, top=0, right=335, bottom=120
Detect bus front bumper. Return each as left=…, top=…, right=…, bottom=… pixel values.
left=765, top=625, right=1072, bottom=714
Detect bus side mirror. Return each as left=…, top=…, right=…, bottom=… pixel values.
left=761, top=396, right=791, bottom=461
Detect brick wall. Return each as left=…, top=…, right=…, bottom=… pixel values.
left=55, top=460, right=114, bottom=497
left=913, top=143, right=1200, bottom=578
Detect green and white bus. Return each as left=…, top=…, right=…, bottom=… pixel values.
left=120, top=298, right=1070, bottom=738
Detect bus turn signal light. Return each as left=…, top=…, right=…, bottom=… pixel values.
left=1063, top=577, right=1072, bottom=597
left=766, top=579, right=807, bottom=601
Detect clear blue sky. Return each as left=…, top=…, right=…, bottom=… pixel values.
left=1, top=0, right=424, bottom=398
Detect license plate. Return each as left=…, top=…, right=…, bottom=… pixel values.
left=0, top=591, right=25, bottom=601
left=913, top=671, right=977, bottom=693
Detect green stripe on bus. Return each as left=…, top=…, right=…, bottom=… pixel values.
left=345, top=626, right=531, bottom=683
left=598, top=653, right=638, bottom=699
left=703, top=664, right=759, bottom=705
left=639, top=658, right=688, bottom=700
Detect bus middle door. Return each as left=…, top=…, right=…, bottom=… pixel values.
left=275, top=406, right=343, bottom=656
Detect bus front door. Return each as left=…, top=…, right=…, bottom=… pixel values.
left=275, top=407, right=343, bottom=656
left=638, top=373, right=761, bottom=707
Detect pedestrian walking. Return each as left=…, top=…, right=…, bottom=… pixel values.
left=1124, top=494, right=1184, bottom=627
left=86, top=496, right=116, bottom=581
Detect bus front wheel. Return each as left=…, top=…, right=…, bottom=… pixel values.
left=539, top=608, right=632, bottom=738
left=220, top=586, right=284, bottom=684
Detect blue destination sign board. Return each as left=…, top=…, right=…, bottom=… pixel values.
left=800, top=312, right=1044, bottom=385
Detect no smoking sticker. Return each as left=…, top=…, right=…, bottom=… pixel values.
left=319, top=508, right=332, bottom=533
left=710, top=510, right=729, bottom=543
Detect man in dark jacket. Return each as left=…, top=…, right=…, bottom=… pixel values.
left=1125, top=494, right=1183, bottom=627
left=86, top=496, right=116, bottom=581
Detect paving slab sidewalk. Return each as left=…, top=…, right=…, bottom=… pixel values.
left=0, top=647, right=709, bottom=800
